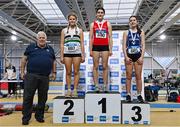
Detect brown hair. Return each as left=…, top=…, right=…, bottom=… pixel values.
left=129, top=16, right=141, bottom=34
left=96, top=7, right=105, bottom=14
left=67, top=12, right=78, bottom=20
left=66, top=12, right=78, bottom=34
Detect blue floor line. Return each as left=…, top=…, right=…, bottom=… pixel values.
left=150, top=103, right=180, bottom=108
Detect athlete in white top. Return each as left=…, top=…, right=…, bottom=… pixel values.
left=60, top=12, right=85, bottom=97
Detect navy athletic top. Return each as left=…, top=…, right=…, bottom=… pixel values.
left=24, top=43, right=55, bottom=76
left=126, top=29, right=142, bottom=62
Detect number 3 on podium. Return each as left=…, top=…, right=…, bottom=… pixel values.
left=131, top=106, right=142, bottom=121
left=122, top=103, right=150, bottom=124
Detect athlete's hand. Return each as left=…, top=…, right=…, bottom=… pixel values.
left=60, top=56, right=64, bottom=64
left=125, top=56, right=132, bottom=64
left=137, top=57, right=143, bottom=65
left=109, top=50, right=113, bottom=56
left=90, top=50, right=93, bottom=57
left=81, top=55, right=85, bottom=63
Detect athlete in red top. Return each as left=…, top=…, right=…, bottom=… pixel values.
left=93, top=20, right=109, bottom=46
left=89, top=7, right=113, bottom=92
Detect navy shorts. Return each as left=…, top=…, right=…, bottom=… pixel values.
left=127, top=52, right=141, bottom=62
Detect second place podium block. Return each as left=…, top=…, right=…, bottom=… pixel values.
left=53, top=96, right=84, bottom=123
left=85, top=92, right=121, bottom=123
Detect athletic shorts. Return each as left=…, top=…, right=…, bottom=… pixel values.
left=127, top=52, right=141, bottom=62
left=92, top=45, right=109, bottom=51
left=64, top=54, right=81, bottom=57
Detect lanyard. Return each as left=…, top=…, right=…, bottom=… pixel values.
left=130, top=29, right=136, bottom=45
left=96, top=20, right=104, bottom=31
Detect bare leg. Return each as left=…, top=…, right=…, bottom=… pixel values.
left=134, top=62, right=143, bottom=94
left=101, top=51, right=109, bottom=91
left=92, top=51, right=100, bottom=89
left=72, top=57, right=81, bottom=90
left=125, top=63, right=133, bottom=94
left=64, top=57, right=73, bottom=96
left=134, top=61, right=144, bottom=102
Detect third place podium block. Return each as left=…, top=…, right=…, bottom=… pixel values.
left=53, top=96, right=84, bottom=123
left=122, top=101, right=150, bottom=124
left=85, top=92, right=121, bottom=123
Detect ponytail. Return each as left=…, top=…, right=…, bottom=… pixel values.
left=66, top=23, right=78, bottom=35
left=137, top=24, right=142, bottom=35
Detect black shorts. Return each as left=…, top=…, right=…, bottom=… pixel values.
left=92, top=45, right=109, bottom=51
left=127, top=52, right=141, bottom=62
left=64, top=54, right=81, bottom=57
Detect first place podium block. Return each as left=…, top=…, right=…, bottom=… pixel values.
left=85, top=92, right=121, bottom=123
left=122, top=101, right=150, bottom=124
left=53, top=96, right=84, bottom=123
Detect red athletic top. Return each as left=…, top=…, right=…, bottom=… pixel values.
left=93, top=20, right=109, bottom=45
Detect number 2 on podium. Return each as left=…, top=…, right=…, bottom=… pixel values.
left=64, top=100, right=74, bottom=115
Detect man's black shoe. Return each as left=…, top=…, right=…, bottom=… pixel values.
left=126, top=95, right=131, bottom=103
left=36, top=119, right=45, bottom=123
left=22, top=121, right=29, bottom=125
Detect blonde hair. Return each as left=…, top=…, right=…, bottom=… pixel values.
left=37, top=31, right=47, bottom=39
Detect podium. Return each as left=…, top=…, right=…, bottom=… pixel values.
left=53, top=96, right=84, bottom=123
left=53, top=94, right=150, bottom=124
left=85, top=92, right=121, bottom=123
left=122, top=101, right=150, bottom=124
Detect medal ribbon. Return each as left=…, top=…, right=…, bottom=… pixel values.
left=96, top=20, right=104, bottom=31
left=130, top=29, right=137, bottom=45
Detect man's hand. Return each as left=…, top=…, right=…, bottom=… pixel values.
left=51, top=73, right=56, bottom=80
left=20, top=72, right=25, bottom=80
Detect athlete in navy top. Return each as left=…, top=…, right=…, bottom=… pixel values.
left=126, top=29, right=142, bottom=62
left=123, top=16, right=145, bottom=103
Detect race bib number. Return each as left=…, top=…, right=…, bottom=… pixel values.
left=127, top=46, right=141, bottom=54
left=95, top=30, right=107, bottom=38
left=64, top=42, right=81, bottom=53
left=68, top=46, right=76, bottom=51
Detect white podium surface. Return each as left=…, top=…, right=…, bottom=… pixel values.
left=53, top=96, right=84, bottom=123
left=122, top=101, right=150, bottom=124
left=85, top=92, right=121, bottom=123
